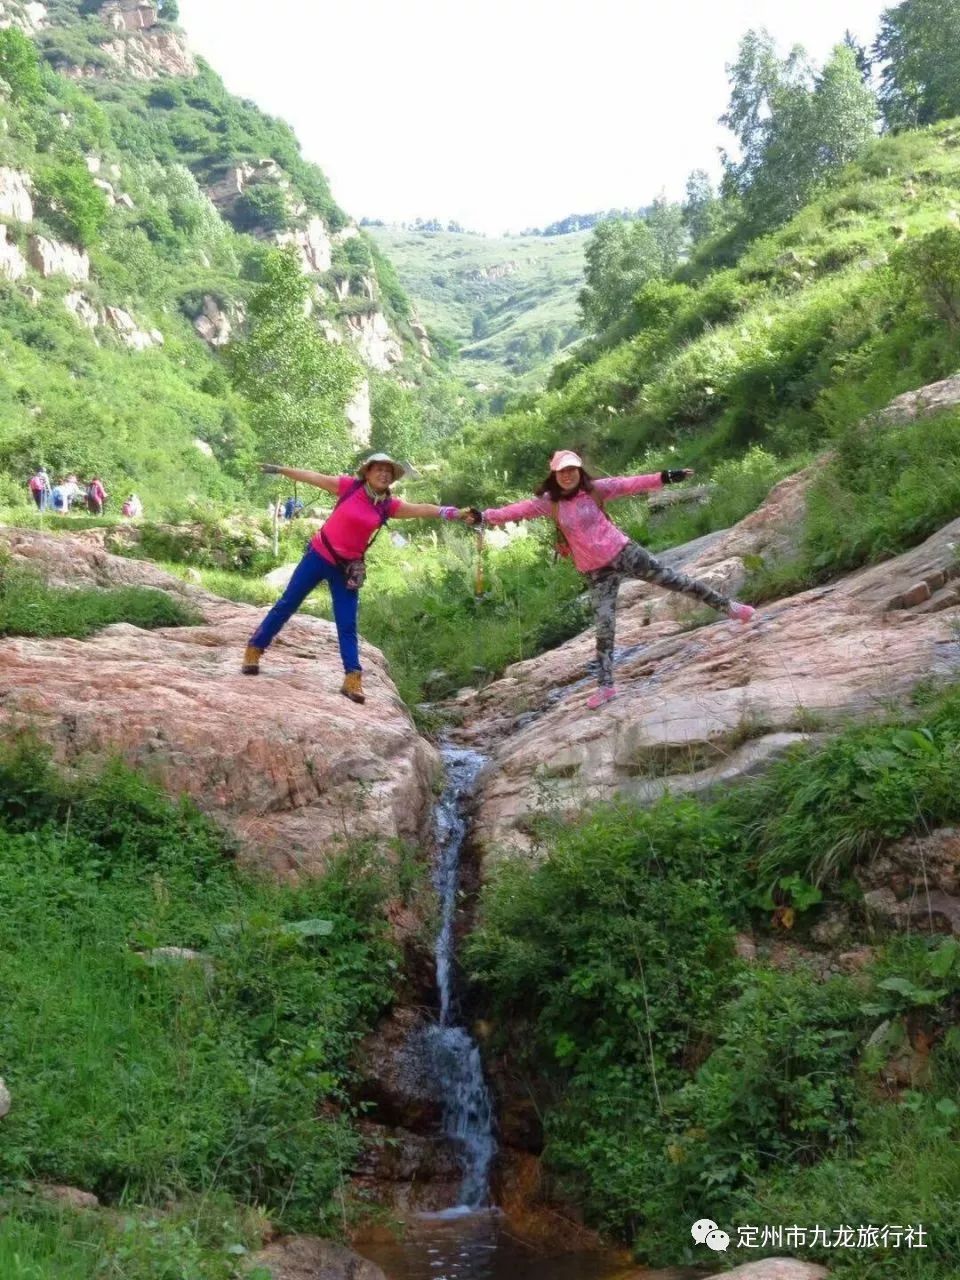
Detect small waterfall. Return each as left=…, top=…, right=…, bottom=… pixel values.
left=424, top=745, right=496, bottom=1211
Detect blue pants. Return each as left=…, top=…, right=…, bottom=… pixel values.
left=250, top=546, right=361, bottom=673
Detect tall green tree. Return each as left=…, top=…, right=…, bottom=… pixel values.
left=645, top=195, right=686, bottom=273
left=722, top=31, right=875, bottom=232
left=578, top=219, right=663, bottom=332
left=369, top=377, right=423, bottom=460
left=874, top=0, right=960, bottom=131
left=227, top=248, right=360, bottom=470
left=682, top=170, right=724, bottom=245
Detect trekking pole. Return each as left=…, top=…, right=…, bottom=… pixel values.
left=272, top=487, right=280, bottom=558
left=474, top=524, right=485, bottom=598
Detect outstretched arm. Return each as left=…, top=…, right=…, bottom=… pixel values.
left=471, top=496, right=552, bottom=526
left=594, top=469, right=693, bottom=501
left=392, top=501, right=459, bottom=519
left=260, top=464, right=340, bottom=495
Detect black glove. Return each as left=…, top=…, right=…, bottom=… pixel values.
left=260, top=463, right=282, bottom=476
left=661, top=468, right=693, bottom=485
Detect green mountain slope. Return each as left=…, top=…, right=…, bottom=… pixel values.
left=442, top=122, right=960, bottom=509
left=368, top=225, right=587, bottom=394
left=0, top=0, right=422, bottom=515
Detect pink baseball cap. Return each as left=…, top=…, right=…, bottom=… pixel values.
left=549, top=450, right=583, bottom=471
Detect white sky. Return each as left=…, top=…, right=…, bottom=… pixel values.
left=177, top=0, right=889, bottom=235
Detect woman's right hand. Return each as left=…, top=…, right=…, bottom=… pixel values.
left=260, top=463, right=283, bottom=476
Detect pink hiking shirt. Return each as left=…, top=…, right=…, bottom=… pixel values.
left=311, top=475, right=402, bottom=564
left=481, top=474, right=664, bottom=573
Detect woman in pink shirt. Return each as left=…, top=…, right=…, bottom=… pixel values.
left=469, top=450, right=754, bottom=709
left=243, top=453, right=464, bottom=704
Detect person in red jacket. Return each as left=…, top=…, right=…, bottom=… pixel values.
left=466, top=450, right=754, bottom=709
left=243, top=453, right=464, bottom=704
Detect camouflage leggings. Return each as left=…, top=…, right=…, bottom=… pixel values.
left=586, top=541, right=732, bottom=687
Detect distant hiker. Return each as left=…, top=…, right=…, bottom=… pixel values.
left=28, top=467, right=50, bottom=511
left=283, top=495, right=304, bottom=520
left=86, top=475, right=107, bottom=515
left=122, top=493, right=143, bottom=518
left=62, top=475, right=81, bottom=511
left=465, top=450, right=755, bottom=709
left=50, top=480, right=67, bottom=513
left=243, top=453, right=465, bottom=704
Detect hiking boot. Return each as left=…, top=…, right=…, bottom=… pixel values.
left=587, top=685, right=618, bottom=710
left=241, top=644, right=263, bottom=675
left=341, top=671, right=365, bottom=704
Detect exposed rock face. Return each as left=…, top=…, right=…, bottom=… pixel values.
left=469, top=262, right=518, bottom=281
left=0, top=167, right=33, bottom=222
left=192, top=294, right=244, bottom=348
left=97, top=28, right=196, bottom=78
left=0, top=224, right=27, bottom=281
left=251, top=1236, right=387, bottom=1280
left=873, top=372, right=960, bottom=425
left=353, top=1121, right=461, bottom=1213
left=344, top=308, right=403, bottom=372
left=0, top=1, right=47, bottom=35
left=272, top=215, right=332, bottom=274
left=64, top=290, right=100, bottom=331
left=104, top=305, right=162, bottom=349
left=459, top=515, right=960, bottom=859
left=101, top=0, right=157, bottom=32
left=27, top=235, right=90, bottom=283
left=345, top=377, right=371, bottom=446
left=0, top=527, right=440, bottom=878
left=410, top=314, right=431, bottom=359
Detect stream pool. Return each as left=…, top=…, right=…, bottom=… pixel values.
left=355, top=1210, right=672, bottom=1280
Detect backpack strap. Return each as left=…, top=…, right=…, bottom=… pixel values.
left=551, top=489, right=604, bottom=560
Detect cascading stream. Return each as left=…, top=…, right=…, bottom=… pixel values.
left=424, top=744, right=496, bottom=1211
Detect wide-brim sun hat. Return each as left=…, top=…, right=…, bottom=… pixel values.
left=358, top=452, right=406, bottom=483
left=549, top=449, right=583, bottom=472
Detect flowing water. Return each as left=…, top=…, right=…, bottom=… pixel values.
left=357, top=744, right=636, bottom=1280
left=424, top=745, right=495, bottom=1209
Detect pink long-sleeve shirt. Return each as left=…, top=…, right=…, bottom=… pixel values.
left=482, top=474, right=664, bottom=573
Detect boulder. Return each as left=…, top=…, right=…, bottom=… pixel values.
left=0, top=166, right=33, bottom=222
left=0, top=527, right=440, bottom=879
left=355, top=1007, right=442, bottom=1130
left=0, top=224, right=27, bottom=281
left=250, top=1236, right=387, bottom=1280
left=36, top=1184, right=100, bottom=1210
left=872, top=372, right=960, bottom=425
left=704, top=1264, right=827, bottom=1280
left=103, top=305, right=161, bottom=349
left=192, top=294, right=243, bottom=348
left=27, top=235, right=89, bottom=283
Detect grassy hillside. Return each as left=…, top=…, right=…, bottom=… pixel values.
left=0, top=2, right=422, bottom=517
left=368, top=225, right=587, bottom=395
left=441, top=122, right=960, bottom=513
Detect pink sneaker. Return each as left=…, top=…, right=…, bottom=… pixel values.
left=728, top=602, right=756, bottom=623
left=587, top=685, right=618, bottom=709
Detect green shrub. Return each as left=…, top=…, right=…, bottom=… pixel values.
left=0, top=561, right=201, bottom=638
left=0, top=744, right=400, bottom=1230
left=34, top=157, right=109, bottom=247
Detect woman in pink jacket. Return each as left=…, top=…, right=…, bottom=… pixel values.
left=468, top=450, right=754, bottom=708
